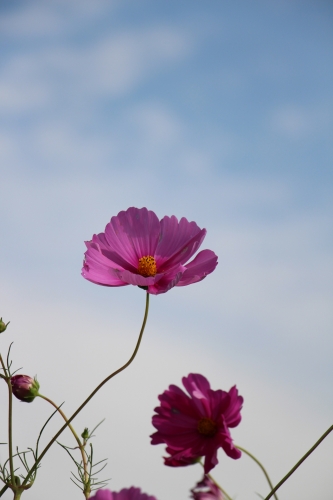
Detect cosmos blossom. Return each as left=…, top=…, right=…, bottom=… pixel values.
left=190, top=476, right=224, bottom=500
left=82, top=207, right=218, bottom=295
left=150, top=373, right=243, bottom=473
left=88, top=487, right=157, bottom=500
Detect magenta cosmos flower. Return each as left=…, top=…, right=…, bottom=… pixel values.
left=191, top=476, right=224, bottom=500
left=89, top=487, right=157, bottom=500
left=82, top=207, right=218, bottom=295
left=150, top=373, right=243, bottom=473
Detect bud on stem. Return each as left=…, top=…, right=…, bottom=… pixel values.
left=11, top=375, right=40, bottom=403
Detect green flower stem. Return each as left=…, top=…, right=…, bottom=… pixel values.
left=37, top=394, right=90, bottom=498
left=236, top=445, right=278, bottom=500
left=264, top=424, right=333, bottom=500
left=22, top=292, right=150, bottom=488
left=198, top=459, right=233, bottom=500
left=0, top=354, right=15, bottom=490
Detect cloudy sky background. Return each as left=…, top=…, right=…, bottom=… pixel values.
left=0, top=1, right=332, bottom=499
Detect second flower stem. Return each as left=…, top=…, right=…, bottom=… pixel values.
left=0, top=354, right=15, bottom=489
left=263, top=424, right=333, bottom=500
left=21, top=292, right=150, bottom=488
left=37, top=394, right=90, bottom=498
left=236, top=445, right=278, bottom=500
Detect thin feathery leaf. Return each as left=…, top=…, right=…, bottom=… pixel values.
left=88, top=419, right=105, bottom=440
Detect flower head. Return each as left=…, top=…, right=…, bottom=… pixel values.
left=82, top=207, right=218, bottom=295
left=150, top=373, right=243, bottom=473
left=11, top=374, right=40, bottom=403
left=191, top=476, right=224, bottom=500
left=89, top=487, right=157, bottom=500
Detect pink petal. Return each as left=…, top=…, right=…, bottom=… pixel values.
left=104, top=207, right=160, bottom=267
left=114, top=487, right=157, bottom=500
left=218, top=432, right=242, bottom=460
left=177, top=250, right=218, bottom=287
left=158, top=228, right=207, bottom=271
left=155, top=216, right=202, bottom=267
left=183, top=374, right=211, bottom=400
left=223, top=386, right=243, bottom=428
left=90, top=490, right=113, bottom=500
left=182, top=374, right=212, bottom=417
left=147, top=265, right=185, bottom=295
left=203, top=442, right=219, bottom=473
left=113, top=269, right=163, bottom=287
left=82, top=246, right=128, bottom=286
left=90, top=234, right=138, bottom=273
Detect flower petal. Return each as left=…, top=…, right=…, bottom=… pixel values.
left=218, top=432, right=242, bottom=460
left=155, top=216, right=203, bottom=266
left=82, top=244, right=128, bottom=286
left=90, top=490, right=113, bottom=500
left=147, top=265, right=185, bottom=295
left=223, top=386, right=243, bottom=428
left=104, top=207, right=160, bottom=267
left=113, top=487, right=157, bottom=500
left=90, top=233, right=138, bottom=273
left=164, top=447, right=198, bottom=467
left=177, top=250, right=218, bottom=287
left=203, top=442, right=219, bottom=473
left=182, top=373, right=212, bottom=417
left=114, top=269, right=163, bottom=287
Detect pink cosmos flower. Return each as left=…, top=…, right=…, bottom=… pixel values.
left=89, top=487, right=157, bottom=500
left=191, top=476, right=224, bottom=500
left=150, top=373, right=243, bottom=473
left=82, top=207, right=218, bottom=295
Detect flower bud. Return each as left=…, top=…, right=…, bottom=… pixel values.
left=11, top=374, right=40, bottom=403
left=0, top=318, right=9, bottom=333
left=81, top=427, right=89, bottom=440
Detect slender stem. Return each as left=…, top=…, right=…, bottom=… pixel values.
left=0, top=355, right=15, bottom=488
left=264, top=424, right=333, bottom=500
left=236, top=445, right=278, bottom=500
left=22, top=292, right=150, bottom=487
left=7, top=382, right=14, bottom=488
left=37, top=394, right=90, bottom=498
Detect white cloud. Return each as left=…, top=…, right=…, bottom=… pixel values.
left=0, top=26, right=192, bottom=115
left=270, top=104, right=332, bottom=139
left=0, top=0, right=115, bottom=38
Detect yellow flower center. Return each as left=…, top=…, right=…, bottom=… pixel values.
left=197, top=418, right=218, bottom=437
left=138, top=255, right=157, bottom=277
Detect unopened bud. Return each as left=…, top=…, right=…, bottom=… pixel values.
left=0, top=318, right=9, bottom=333
left=81, top=428, right=89, bottom=440
left=11, top=374, right=40, bottom=403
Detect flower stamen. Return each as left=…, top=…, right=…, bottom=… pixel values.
left=197, top=418, right=218, bottom=437
left=138, top=256, right=157, bottom=277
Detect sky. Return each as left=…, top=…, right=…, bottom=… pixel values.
left=0, top=1, right=332, bottom=499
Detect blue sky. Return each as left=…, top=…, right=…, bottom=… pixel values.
left=0, top=1, right=332, bottom=500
